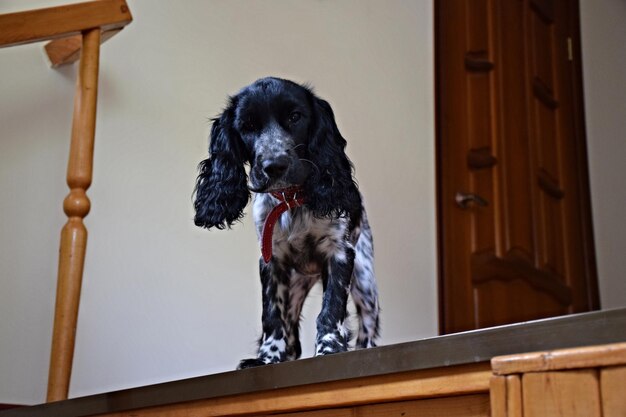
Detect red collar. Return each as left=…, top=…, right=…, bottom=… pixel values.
left=261, top=186, right=306, bottom=263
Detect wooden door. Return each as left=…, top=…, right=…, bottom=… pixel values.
left=437, top=0, right=599, bottom=334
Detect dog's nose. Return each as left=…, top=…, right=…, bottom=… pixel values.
left=262, top=157, right=289, bottom=179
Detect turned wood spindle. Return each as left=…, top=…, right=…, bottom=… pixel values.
left=47, top=27, right=101, bottom=403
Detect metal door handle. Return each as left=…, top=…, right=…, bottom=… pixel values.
left=455, top=191, right=488, bottom=208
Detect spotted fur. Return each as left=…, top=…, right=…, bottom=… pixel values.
left=194, top=77, right=380, bottom=368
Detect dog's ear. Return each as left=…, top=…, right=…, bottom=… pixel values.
left=194, top=109, right=250, bottom=229
left=305, top=97, right=362, bottom=218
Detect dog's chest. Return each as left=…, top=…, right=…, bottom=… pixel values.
left=277, top=210, right=346, bottom=261
left=253, top=195, right=348, bottom=274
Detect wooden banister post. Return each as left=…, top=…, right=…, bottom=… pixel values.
left=47, top=27, right=101, bottom=403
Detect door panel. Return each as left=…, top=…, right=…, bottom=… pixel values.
left=437, top=0, right=598, bottom=333
left=474, top=279, right=565, bottom=328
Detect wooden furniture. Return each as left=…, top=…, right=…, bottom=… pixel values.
left=0, top=0, right=132, bottom=402
left=0, top=308, right=624, bottom=417
left=491, top=343, right=626, bottom=417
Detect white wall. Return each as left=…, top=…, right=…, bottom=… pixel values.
left=580, top=0, right=626, bottom=310
left=0, top=0, right=436, bottom=404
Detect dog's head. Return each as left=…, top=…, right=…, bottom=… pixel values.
left=194, top=77, right=361, bottom=230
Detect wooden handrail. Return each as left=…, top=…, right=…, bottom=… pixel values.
left=0, top=0, right=131, bottom=67
left=0, top=0, right=131, bottom=48
left=0, top=0, right=132, bottom=402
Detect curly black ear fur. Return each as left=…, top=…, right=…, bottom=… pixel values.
left=304, top=97, right=362, bottom=219
left=193, top=108, right=250, bottom=229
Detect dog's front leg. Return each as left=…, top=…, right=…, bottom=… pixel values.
left=315, top=249, right=355, bottom=356
left=238, top=259, right=290, bottom=369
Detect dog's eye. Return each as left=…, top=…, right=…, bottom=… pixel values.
left=288, top=111, right=302, bottom=124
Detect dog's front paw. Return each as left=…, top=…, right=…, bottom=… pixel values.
left=315, top=332, right=348, bottom=356
left=237, top=358, right=267, bottom=369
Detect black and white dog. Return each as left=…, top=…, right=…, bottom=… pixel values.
left=194, top=77, right=380, bottom=368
